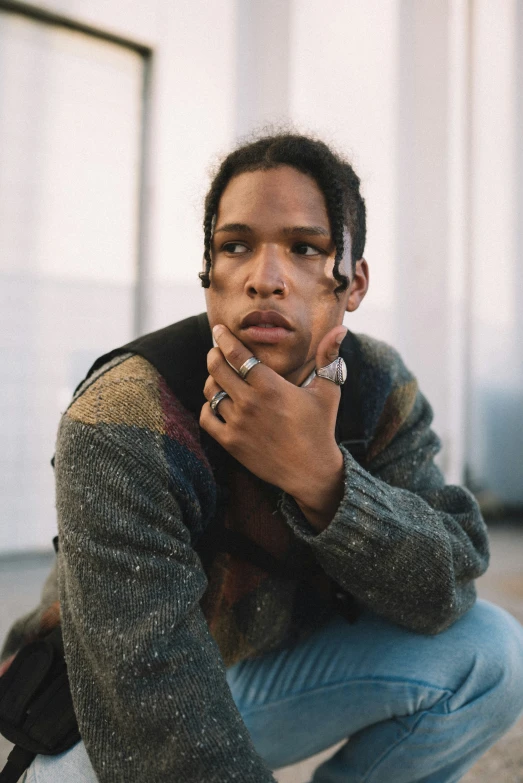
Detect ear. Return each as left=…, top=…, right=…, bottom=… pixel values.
left=345, top=258, right=369, bottom=313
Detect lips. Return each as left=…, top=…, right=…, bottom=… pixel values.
left=240, top=311, right=293, bottom=330
left=240, top=310, right=293, bottom=345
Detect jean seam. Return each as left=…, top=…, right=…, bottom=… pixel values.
left=362, top=698, right=456, bottom=783
left=238, top=676, right=453, bottom=718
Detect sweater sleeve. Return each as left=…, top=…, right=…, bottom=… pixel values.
left=280, top=359, right=489, bottom=635
left=55, top=356, right=274, bottom=783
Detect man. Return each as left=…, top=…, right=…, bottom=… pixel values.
left=7, top=133, right=523, bottom=782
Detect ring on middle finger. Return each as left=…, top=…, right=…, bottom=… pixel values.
left=210, top=390, right=229, bottom=417
left=238, top=356, right=261, bottom=380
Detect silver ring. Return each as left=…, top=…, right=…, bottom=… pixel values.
left=238, top=356, right=261, bottom=380
left=210, top=390, right=229, bottom=416
left=316, top=357, right=347, bottom=386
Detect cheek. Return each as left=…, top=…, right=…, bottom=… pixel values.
left=208, top=262, right=246, bottom=304
left=203, top=290, right=224, bottom=332
left=305, top=303, right=346, bottom=357
left=311, top=299, right=344, bottom=332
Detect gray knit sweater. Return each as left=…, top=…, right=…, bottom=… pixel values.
left=3, top=331, right=489, bottom=782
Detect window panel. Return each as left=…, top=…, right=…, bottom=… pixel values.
left=0, top=11, right=144, bottom=551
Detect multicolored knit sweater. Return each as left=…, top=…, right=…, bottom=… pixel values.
left=1, top=322, right=489, bottom=783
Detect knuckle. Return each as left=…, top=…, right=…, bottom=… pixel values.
left=203, top=377, right=215, bottom=399
left=220, top=429, right=234, bottom=450
left=239, top=394, right=255, bottom=416
left=199, top=405, right=209, bottom=429
left=260, top=381, right=276, bottom=401
left=227, top=346, right=243, bottom=367
left=207, top=349, right=222, bottom=375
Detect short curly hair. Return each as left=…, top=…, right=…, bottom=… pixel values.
left=199, top=133, right=366, bottom=295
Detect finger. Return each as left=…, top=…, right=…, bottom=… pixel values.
left=212, top=324, right=272, bottom=387
left=203, top=375, right=228, bottom=402
left=203, top=376, right=234, bottom=420
left=201, top=387, right=232, bottom=426
left=212, top=325, right=254, bottom=374
left=207, top=346, right=246, bottom=396
left=316, top=325, right=348, bottom=369
left=310, top=326, right=347, bottom=392
left=200, top=401, right=224, bottom=436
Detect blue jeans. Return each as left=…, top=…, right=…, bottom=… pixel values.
left=24, top=600, right=523, bottom=782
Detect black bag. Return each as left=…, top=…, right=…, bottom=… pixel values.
left=0, top=313, right=369, bottom=781
left=0, top=627, right=80, bottom=782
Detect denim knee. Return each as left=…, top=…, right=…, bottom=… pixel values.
left=445, top=601, right=523, bottom=734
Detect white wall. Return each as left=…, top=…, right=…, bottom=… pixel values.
left=468, top=0, right=523, bottom=502
left=290, top=0, right=400, bottom=342
left=143, top=0, right=237, bottom=326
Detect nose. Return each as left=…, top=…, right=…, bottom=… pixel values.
left=245, top=244, right=288, bottom=298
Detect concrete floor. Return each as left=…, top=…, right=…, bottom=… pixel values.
left=1, top=525, right=522, bottom=782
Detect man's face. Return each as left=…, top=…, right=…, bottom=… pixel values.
left=205, top=165, right=368, bottom=385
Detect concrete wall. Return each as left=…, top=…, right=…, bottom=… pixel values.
left=468, top=0, right=523, bottom=503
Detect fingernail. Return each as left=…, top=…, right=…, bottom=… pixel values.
left=335, top=328, right=348, bottom=344
left=213, top=324, right=225, bottom=338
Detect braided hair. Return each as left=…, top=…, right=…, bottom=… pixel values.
left=199, top=133, right=366, bottom=295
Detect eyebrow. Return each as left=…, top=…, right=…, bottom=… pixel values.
left=214, top=223, right=330, bottom=237
left=283, top=225, right=330, bottom=237
left=214, top=223, right=253, bottom=235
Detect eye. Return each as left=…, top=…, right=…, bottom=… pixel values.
left=292, top=242, right=323, bottom=257
left=222, top=242, right=249, bottom=254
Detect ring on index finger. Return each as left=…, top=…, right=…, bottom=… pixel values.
left=238, top=356, right=261, bottom=380
left=210, top=390, right=229, bottom=417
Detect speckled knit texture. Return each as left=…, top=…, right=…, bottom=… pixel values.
left=2, top=332, right=489, bottom=782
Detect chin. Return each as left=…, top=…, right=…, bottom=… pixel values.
left=257, top=349, right=310, bottom=382
left=243, top=346, right=285, bottom=374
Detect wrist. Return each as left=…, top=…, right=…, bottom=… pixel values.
left=292, top=448, right=344, bottom=532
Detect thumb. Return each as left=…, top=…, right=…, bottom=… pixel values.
left=315, top=325, right=348, bottom=373
left=308, top=325, right=348, bottom=395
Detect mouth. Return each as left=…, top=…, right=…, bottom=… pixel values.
left=240, top=310, right=294, bottom=344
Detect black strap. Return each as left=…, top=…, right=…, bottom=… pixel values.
left=0, top=745, right=36, bottom=783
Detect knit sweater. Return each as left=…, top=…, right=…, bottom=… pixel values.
left=2, top=329, right=489, bottom=782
